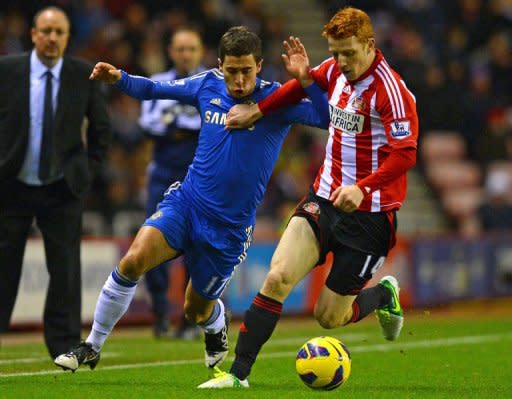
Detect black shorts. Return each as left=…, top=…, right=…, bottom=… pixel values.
left=292, top=188, right=397, bottom=296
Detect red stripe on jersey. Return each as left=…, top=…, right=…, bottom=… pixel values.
left=313, top=163, right=323, bottom=192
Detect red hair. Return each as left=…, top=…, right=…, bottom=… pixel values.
left=322, top=7, right=374, bottom=42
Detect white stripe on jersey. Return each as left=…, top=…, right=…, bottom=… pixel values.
left=383, top=62, right=406, bottom=117
left=370, top=93, right=384, bottom=211
left=317, top=75, right=346, bottom=199
left=340, top=87, right=360, bottom=188
left=341, top=129, right=357, bottom=186
left=318, top=128, right=335, bottom=199
left=376, top=63, right=405, bottom=118
left=326, top=63, right=335, bottom=82
left=206, top=69, right=223, bottom=80
left=381, top=60, right=406, bottom=115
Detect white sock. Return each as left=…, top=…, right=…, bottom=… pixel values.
left=86, top=269, right=137, bottom=352
left=200, top=299, right=225, bottom=334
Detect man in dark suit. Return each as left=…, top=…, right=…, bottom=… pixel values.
left=0, top=6, right=111, bottom=359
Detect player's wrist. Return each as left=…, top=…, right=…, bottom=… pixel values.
left=253, top=103, right=264, bottom=119
left=297, top=67, right=314, bottom=87
left=356, top=182, right=372, bottom=198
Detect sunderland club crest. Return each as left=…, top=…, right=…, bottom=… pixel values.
left=302, top=201, right=320, bottom=215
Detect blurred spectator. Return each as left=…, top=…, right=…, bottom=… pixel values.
left=461, top=66, right=495, bottom=158
left=416, top=64, right=464, bottom=133
left=477, top=169, right=512, bottom=232
left=476, top=107, right=512, bottom=165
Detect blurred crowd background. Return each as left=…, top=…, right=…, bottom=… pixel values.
left=1, top=0, right=511, bottom=239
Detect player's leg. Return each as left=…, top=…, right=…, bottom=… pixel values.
left=184, top=215, right=256, bottom=371
left=184, top=280, right=229, bottom=368
left=232, top=217, right=319, bottom=376
left=198, top=216, right=320, bottom=388
left=54, top=225, right=180, bottom=371
left=313, top=209, right=403, bottom=339
left=174, top=265, right=201, bottom=340
left=314, top=246, right=402, bottom=339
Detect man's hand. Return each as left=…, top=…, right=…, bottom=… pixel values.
left=282, top=36, right=313, bottom=87
left=226, top=103, right=262, bottom=130
left=329, top=185, right=365, bottom=212
left=89, top=62, right=122, bottom=84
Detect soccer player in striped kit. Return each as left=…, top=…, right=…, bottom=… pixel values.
left=200, top=6, right=418, bottom=388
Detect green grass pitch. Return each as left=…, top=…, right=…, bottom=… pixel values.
left=1, top=311, right=511, bottom=398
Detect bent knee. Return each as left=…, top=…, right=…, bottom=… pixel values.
left=262, top=268, right=295, bottom=299
left=118, top=251, right=147, bottom=280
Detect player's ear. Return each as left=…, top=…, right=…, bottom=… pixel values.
left=367, top=38, right=375, bottom=53
left=217, top=58, right=223, bottom=69
left=256, top=58, right=263, bottom=73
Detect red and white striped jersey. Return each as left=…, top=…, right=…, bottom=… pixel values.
left=309, top=49, right=418, bottom=212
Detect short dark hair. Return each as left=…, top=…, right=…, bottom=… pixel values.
left=32, top=6, right=70, bottom=28
left=218, top=26, right=262, bottom=62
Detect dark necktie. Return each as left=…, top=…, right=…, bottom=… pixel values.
left=38, top=70, right=55, bottom=183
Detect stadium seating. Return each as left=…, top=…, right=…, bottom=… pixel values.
left=420, top=130, right=466, bottom=164
left=421, top=130, right=487, bottom=234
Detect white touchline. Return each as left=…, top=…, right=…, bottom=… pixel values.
left=265, top=332, right=368, bottom=346
left=1, top=333, right=510, bottom=378
left=0, top=353, right=120, bottom=366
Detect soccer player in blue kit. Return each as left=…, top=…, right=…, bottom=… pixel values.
left=54, top=26, right=329, bottom=373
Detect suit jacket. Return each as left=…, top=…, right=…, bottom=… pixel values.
left=0, top=53, right=111, bottom=198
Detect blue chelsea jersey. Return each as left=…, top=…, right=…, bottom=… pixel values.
left=116, top=69, right=329, bottom=226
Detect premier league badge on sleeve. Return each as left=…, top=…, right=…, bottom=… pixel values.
left=390, top=120, right=411, bottom=139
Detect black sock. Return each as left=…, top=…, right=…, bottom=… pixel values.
left=350, top=284, right=391, bottom=323
left=230, top=292, right=282, bottom=380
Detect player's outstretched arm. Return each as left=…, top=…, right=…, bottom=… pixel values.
left=89, top=62, right=122, bottom=84
left=282, top=36, right=313, bottom=87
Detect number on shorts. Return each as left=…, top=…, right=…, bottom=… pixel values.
left=204, top=275, right=230, bottom=297
left=358, top=255, right=386, bottom=278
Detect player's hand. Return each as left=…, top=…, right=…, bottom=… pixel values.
left=282, top=36, right=313, bottom=87
left=89, top=62, right=122, bottom=84
left=329, top=185, right=365, bottom=212
left=226, top=103, right=262, bottom=129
